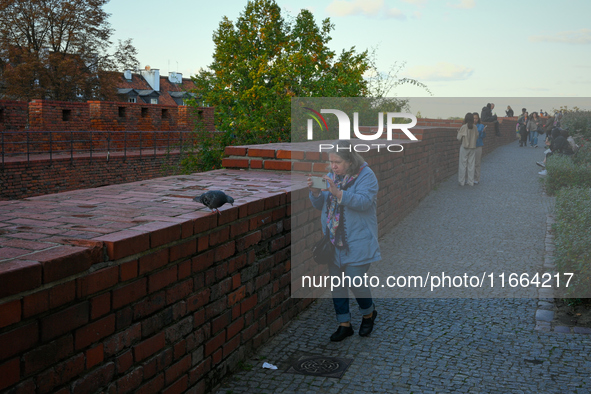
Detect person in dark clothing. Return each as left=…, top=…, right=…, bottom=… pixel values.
left=481, top=103, right=500, bottom=136
left=551, top=130, right=574, bottom=155
left=537, top=128, right=573, bottom=171
left=506, top=106, right=514, bottom=117
left=518, top=111, right=528, bottom=147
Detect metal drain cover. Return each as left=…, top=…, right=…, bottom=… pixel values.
left=285, top=356, right=353, bottom=378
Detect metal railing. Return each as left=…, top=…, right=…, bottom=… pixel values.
left=0, top=130, right=201, bottom=167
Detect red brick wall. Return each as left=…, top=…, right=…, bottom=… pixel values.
left=0, top=100, right=28, bottom=131
left=0, top=192, right=299, bottom=394
left=0, top=152, right=187, bottom=200
left=28, top=100, right=91, bottom=131
left=0, top=100, right=214, bottom=133
left=178, top=106, right=215, bottom=132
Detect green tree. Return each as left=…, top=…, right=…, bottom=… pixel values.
left=191, top=0, right=370, bottom=159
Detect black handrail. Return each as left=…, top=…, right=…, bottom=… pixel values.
left=0, top=130, right=203, bottom=166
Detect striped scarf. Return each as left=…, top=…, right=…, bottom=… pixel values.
left=325, top=164, right=366, bottom=251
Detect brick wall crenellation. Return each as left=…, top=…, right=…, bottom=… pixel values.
left=0, top=99, right=215, bottom=133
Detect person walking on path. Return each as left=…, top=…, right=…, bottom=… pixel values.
left=307, top=140, right=380, bottom=342
left=518, top=111, right=529, bottom=147
left=457, top=113, right=479, bottom=186
left=473, top=112, right=486, bottom=184
left=528, top=112, right=540, bottom=147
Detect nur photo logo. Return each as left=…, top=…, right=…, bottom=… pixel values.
left=304, top=108, right=419, bottom=153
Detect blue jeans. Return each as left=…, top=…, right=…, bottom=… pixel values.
left=328, top=262, right=374, bottom=323
left=529, top=131, right=538, bottom=146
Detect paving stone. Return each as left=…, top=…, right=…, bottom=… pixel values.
left=536, top=309, right=554, bottom=322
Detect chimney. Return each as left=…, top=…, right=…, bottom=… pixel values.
left=140, top=66, right=160, bottom=91
left=169, top=72, right=183, bottom=84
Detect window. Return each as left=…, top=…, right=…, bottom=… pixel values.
left=197, top=110, right=204, bottom=121
left=118, top=107, right=126, bottom=118
left=141, top=107, right=149, bottom=118
left=128, top=97, right=136, bottom=103
left=62, top=109, right=71, bottom=121
left=150, top=98, right=158, bottom=105
left=162, top=109, right=169, bottom=119
left=0, top=108, right=4, bottom=123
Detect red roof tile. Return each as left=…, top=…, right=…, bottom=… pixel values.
left=116, top=72, right=197, bottom=106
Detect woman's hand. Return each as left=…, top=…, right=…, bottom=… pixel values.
left=324, top=177, right=343, bottom=200
left=307, top=175, right=321, bottom=197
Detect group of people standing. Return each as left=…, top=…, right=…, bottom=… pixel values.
left=457, top=112, right=486, bottom=186
left=516, top=109, right=554, bottom=148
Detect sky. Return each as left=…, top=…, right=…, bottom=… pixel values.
left=104, top=0, right=591, bottom=116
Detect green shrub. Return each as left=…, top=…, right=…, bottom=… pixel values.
left=544, top=154, right=591, bottom=195
left=573, top=137, right=591, bottom=166
left=562, top=111, right=591, bottom=139
left=553, top=187, right=591, bottom=298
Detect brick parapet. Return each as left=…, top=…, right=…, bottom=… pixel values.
left=0, top=170, right=302, bottom=393
left=0, top=100, right=28, bottom=131
left=0, top=151, right=187, bottom=200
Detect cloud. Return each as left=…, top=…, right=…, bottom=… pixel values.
left=405, top=62, right=474, bottom=81
left=387, top=8, right=406, bottom=20
left=326, top=0, right=407, bottom=19
left=401, top=0, right=427, bottom=4
left=412, top=11, right=422, bottom=19
left=326, top=0, right=382, bottom=16
left=447, top=0, right=475, bottom=9
left=529, top=28, right=591, bottom=44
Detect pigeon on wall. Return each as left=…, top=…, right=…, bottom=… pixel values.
left=193, top=190, right=234, bottom=215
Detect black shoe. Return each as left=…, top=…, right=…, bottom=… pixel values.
left=359, top=310, right=378, bottom=337
left=330, top=325, right=354, bottom=342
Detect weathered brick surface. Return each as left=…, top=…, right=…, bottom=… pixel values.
left=0, top=260, right=42, bottom=298
left=41, top=302, right=89, bottom=342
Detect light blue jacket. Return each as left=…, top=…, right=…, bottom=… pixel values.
left=476, top=123, right=486, bottom=147
left=309, top=164, right=381, bottom=267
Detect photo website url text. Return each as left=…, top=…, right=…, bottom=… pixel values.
left=301, top=272, right=573, bottom=292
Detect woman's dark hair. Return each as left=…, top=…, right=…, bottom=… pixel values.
left=463, top=112, right=474, bottom=129
left=327, top=140, right=365, bottom=175
left=472, top=112, right=481, bottom=124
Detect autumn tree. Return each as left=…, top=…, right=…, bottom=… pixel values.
left=192, top=0, right=370, bottom=149
left=113, top=38, right=140, bottom=71
left=0, top=0, right=137, bottom=101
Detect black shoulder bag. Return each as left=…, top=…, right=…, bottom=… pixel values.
left=312, top=226, right=334, bottom=265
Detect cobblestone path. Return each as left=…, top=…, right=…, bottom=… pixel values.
left=216, top=142, right=591, bottom=393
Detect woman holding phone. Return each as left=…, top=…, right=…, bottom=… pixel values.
left=307, top=140, right=381, bottom=342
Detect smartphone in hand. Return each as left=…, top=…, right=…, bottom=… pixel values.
left=310, top=176, right=326, bottom=189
